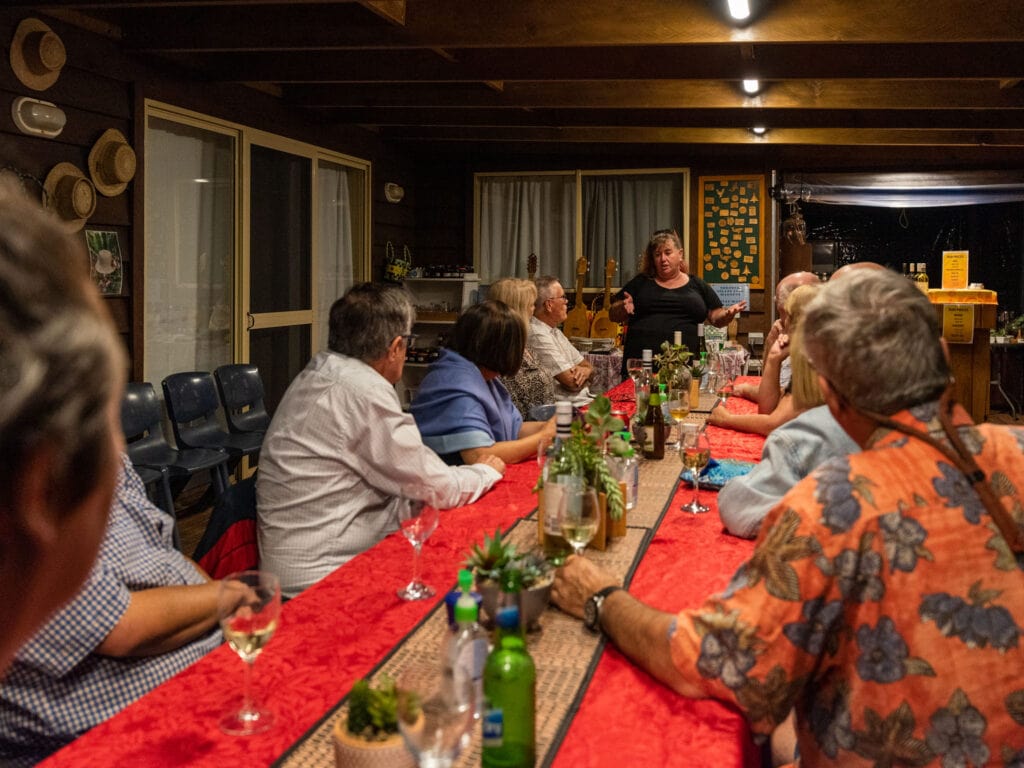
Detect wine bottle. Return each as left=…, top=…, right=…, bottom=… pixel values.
left=915, top=261, right=929, bottom=292
left=643, top=385, right=665, bottom=459
left=539, top=400, right=580, bottom=565
left=606, top=431, right=638, bottom=510
left=482, top=601, right=536, bottom=768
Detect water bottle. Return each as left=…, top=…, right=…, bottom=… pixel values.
left=442, top=569, right=490, bottom=722
left=482, top=601, right=536, bottom=768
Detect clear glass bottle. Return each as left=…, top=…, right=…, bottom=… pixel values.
left=632, top=348, right=654, bottom=444
left=442, top=569, right=490, bottom=723
left=539, top=400, right=580, bottom=565
left=606, top=431, right=638, bottom=510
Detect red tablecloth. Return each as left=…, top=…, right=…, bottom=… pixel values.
left=42, top=381, right=766, bottom=768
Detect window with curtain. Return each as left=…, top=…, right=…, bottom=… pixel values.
left=475, top=169, right=687, bottom=290
left=317, top=159, right=364, bottom=335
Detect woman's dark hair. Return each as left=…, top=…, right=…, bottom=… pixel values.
left=450, top=300, right=525, bottom=377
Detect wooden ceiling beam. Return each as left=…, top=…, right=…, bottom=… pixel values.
left=80, top=0, right=1024, bottom=52
left=283, top=79, right=1024, bottom=110
left=375, top=125, right=1024, bottom=147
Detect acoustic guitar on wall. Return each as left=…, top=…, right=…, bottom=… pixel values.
left=562, top=256, right=591, bottom=338
left=589, top=258, right=620, bottom=340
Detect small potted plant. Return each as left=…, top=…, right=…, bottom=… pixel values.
left=333, top=675, right=415, bottom=768
left=464, top=530, right=555, bottom=630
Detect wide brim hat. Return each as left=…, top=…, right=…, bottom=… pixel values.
left=88, top=129, right=137, bottom=197
left=10, top=17, right=66, bottom=92
left=42, top=162, right=96, bottom=232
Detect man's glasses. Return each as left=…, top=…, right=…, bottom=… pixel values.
left=401, top=333, right=418, bottom=347
left=547, top=294, right=568, bottom=303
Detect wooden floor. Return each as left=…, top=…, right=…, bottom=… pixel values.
left=174, top=410, right=1024, bottom=559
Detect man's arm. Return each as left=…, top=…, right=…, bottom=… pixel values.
left=97, top=579, right=222, bottom=657
left=552, top=556, right=704, bottom=698
left=554, top=358, right=593, bottom=392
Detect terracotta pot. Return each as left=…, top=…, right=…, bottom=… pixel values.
left=333, top=718, right=414, bottom=768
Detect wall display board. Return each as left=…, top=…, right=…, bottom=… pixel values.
left=698, top=175, right=765, bottom=289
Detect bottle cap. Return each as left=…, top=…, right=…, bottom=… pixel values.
left=458, top=569, right=473, bottom=592
left=496, top=605, right=521, bottom=630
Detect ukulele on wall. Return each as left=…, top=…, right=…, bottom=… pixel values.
left=562, top=256, right=591, bottom=338
left=589, top=259, right=620, bottom=339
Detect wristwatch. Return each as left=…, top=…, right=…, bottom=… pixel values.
left=583, top=585, right=625, bottom=633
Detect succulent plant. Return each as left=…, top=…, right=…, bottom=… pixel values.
left=464, top=528, right=517, bottom=582
left=346, top=674, right=400, bottom=741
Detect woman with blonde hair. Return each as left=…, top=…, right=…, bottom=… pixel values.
left=716, top=283, right=859, bottom=538
left=488, top=277, right=555, bottom=419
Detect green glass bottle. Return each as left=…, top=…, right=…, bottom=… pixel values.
left=482, top=585, right=536, bottom=767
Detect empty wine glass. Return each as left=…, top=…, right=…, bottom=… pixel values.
left=218, top=570, right=282, bottom=735
left=396, top=663, right=474, bottom=768
left=560, top=485, right=600, bottom=557
left=679, top=426, right=711, bottom=514
left=397, top=503, right=440, bottom=600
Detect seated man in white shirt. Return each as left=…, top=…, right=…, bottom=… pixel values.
left=528, top=275, right=595, bottom=403
left=257, top=283, right=506, bottom=598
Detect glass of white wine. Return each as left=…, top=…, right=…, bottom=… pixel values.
left=560, top=485, right=600, bottom=556
left=679, top=426, right=711, bottom=514
left=665, top=386, right=689, bottom=448
left=218, top=569, right=281, bottom=735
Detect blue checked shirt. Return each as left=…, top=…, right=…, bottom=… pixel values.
left=0, top=456, right=223, bottom=766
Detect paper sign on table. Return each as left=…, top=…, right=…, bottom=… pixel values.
left=942, top=250, right=969, bottom=290
left=942, top=303, right=975, bottom=344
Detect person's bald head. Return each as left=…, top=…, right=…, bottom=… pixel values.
left=776, top=271, right=820, bottom=320
left=830, top=261, right=887, bottom=282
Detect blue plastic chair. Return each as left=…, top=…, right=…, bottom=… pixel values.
left=214, top=364, right=271, bottom=435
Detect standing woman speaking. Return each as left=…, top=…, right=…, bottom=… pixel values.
left=610, top=229, right=746, bottom=375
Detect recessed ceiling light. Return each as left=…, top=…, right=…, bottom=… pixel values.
left=742, top=79, right=760, bottom=95
left=751, top=126, right=767, bottom=135
left=727, top=0, right=751, bottom=20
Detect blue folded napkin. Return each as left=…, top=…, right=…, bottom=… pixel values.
left=680, top=458, right=757, bottom=490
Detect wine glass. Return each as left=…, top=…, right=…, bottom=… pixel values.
left=665, top=386, right=689, bottom=448
left=218, top=570, right=282, bottom=735
left=397, top=503, right=440, bottom=600
left=395, top=663, right=474, bottom=768
left=626, top=357, right=644, bottom=389
left=560, top=485, right=600, bottom=557
left=679, top=426, right=711, bottom=514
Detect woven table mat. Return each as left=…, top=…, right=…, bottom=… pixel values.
left=274, top=521, right=652, bottom=768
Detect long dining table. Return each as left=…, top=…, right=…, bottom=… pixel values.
left=40, top=378, right=767, bottom=768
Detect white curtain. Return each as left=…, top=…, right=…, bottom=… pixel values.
left=478, top=175, right=576, bottom=282
left=318, top=161, right=355, bottom=342
left=144, top=117, right=235, bottom=385
left=582, top=173, right=683, bottom=288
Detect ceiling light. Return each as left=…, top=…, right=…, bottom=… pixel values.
left=742, top=79, right=760, bottom=95
left=751, top=126, right=767, bottom=136
left=727, top=0, right=751, bottom=20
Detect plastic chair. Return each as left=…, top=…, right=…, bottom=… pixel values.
left=193, top=473, right=259, bottom=579
left=162, top=372, right=264, bottom=469
left=130, top=464, right=182, bottom=549
left=121, top=382, right=231, bottom=545
left=214, top=364, right=271, bottom=434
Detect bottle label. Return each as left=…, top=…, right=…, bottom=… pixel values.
left=482, top=706, right=504, bottom=747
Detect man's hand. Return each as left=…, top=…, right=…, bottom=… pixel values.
left=473, top=454, right=506, bottom=475
left=551, top=555, right=620, bottom=619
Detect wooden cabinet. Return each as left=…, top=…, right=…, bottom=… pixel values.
left=398, top=277, right=480, bottom=408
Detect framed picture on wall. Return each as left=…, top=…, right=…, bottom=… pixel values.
left=697, top=175, right=766, bottom=289
left=84, top=228, right=126, bottom=296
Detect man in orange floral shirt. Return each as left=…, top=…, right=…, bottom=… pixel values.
left=554, top=269, right=1024, bottom=766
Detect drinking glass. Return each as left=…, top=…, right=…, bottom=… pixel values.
left=218, top=570, right=282, bottom=735
left=679, top=427, right=711, bottom=514
left=626, top=358, right=644, bottom=388
left=397, top=503, right=440, bottom=600
left=396, top=663, right=474, bottom=768
left=560, top=485, right=600, bottom=557
left=665, top=386, right=689, bottom=448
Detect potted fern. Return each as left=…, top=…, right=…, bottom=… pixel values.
left=333, top=675, right=414, bottom=768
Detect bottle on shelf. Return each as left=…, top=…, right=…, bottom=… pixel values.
left=442, top=569, right=490, bottom=722
left=643, top=383, right=665, bottom=460
left=915, top=261, right=929, bottom=292
left=539, top=400, right=582, bottom=565
left=482, top=597, right=536, bottom=768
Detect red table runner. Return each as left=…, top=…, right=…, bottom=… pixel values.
left=41, top=380, right=766, bottom=768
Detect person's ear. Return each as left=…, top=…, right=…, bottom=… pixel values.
left=5, top=445, right=62, bottom=548
left=389, top=335, right=404, bottom=359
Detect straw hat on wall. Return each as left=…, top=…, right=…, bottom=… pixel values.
left=9, top=17, right=66, bottom=92
left=43, top=163, right=96, bottom=232
left=88, top=129, right=137, bottom=197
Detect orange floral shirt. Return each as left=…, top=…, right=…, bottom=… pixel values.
left=670, top=402, right=1024, bottom=767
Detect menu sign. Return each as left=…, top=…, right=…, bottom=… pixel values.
left=698, top=175, right=765, bottom=289
left=942, top=250, right=969, bottom=289
left=942, top=303, right=975, bottom=344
